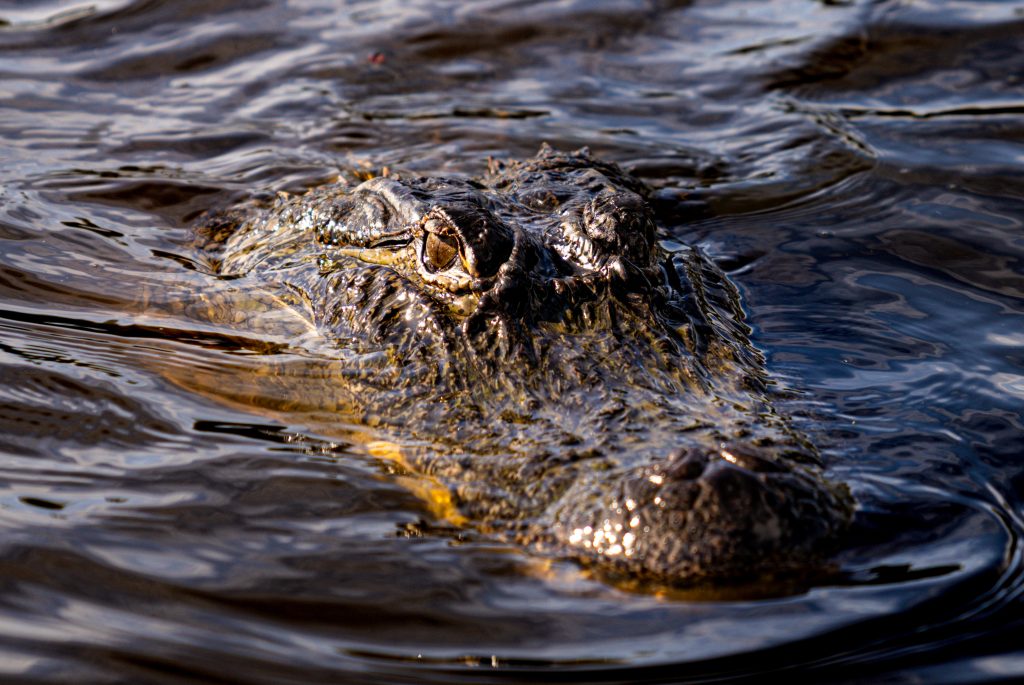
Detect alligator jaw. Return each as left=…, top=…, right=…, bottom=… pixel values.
left=337, top=245, right=412, bottom=267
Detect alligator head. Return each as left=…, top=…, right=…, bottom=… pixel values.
left=211, top=145, right=853, bottom=586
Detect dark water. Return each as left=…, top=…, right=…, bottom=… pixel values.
left=1, top=0, right=1023, bottom=682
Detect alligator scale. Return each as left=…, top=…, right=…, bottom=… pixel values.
left=186, top=145, right=853, bottom=585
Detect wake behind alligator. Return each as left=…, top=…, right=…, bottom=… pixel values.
left=183, top=145, right=853, bottom=586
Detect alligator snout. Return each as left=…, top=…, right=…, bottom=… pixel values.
left=548, top=444, right=852, bottom=583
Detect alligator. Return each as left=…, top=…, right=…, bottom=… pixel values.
left=188, top=145, right=853, bottom=586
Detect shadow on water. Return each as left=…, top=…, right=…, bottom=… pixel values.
left=1, top=0, right=1024, bottom=682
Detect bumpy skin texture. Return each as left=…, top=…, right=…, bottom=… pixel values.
left=199, top=145, right=853, bottom=584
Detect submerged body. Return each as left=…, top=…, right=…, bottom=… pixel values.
left=194, top=146, right=852, bottom=584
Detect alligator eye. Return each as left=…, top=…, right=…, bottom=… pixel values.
left=423, top=231, right=459, bottom=272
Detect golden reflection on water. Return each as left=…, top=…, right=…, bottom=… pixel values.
left=368, top=439, right=468, bottom=526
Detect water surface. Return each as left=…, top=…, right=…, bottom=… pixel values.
left=1, top=1, right=1023, bottom=682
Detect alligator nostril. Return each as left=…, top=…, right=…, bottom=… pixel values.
left=717, top=444, right=789, bottom=474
